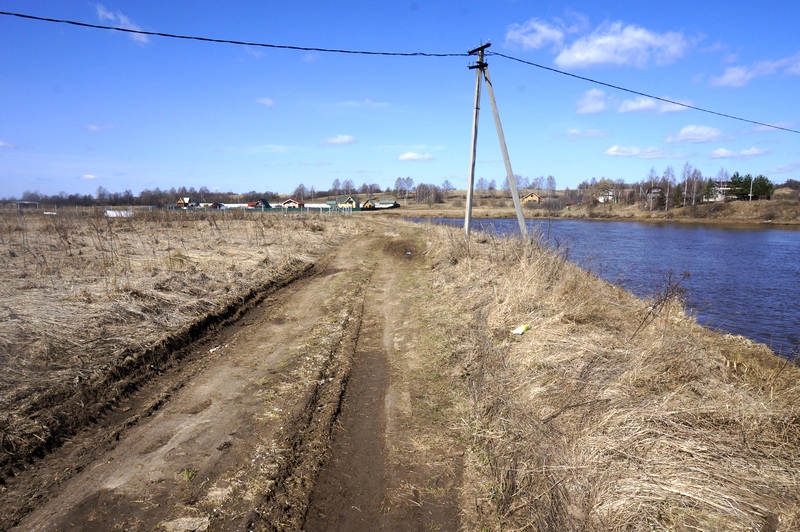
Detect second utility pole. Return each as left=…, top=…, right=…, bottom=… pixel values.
left=464, top=42, right=527, bottom=240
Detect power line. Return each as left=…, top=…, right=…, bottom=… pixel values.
left=490, top=51, right=800, bottom=135
left=2, top=9, right=797, bottom=135
left=0, top=10, right=466, bottom=57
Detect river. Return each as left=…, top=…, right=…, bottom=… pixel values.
left=412, top=217, right=800, bottom=358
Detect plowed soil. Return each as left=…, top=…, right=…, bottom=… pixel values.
left=0, top=223, right=462, bottom=531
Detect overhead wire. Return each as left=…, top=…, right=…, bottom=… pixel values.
left=0, top=11, right=466, bottom=57
left=1, top=9, right=797, bottom=135
left=490, top=51, right=800, bottom=135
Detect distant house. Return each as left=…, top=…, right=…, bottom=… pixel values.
left=362, top=198, right=377, bottom=209
left=176, top=197, right=192, bottom=209
left=281, top=198, right=305, bottom=209
left=250, top=198, right=272, bottom=209
left=706, top=181, right=730, bottom=202
left=521, top=192, right=542, bottom=205
left=645, top=186, right=664, bottom=209
left=377, top=200, right=399, bottom=209
left=597, top=189, right=616, bottom=204
left=337, top=196, right=360, bottom=209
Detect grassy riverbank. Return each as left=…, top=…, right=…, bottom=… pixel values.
left=379, top=194, right=800, bottom=226
left=415, top=221, right=800, bottom=529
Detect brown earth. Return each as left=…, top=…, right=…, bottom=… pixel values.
left=3, top=208, right=799, bottom=530
left=0, top=220, right=462, bottom=531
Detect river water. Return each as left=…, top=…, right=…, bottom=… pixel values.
left=412, top=217, right=800, bottom=358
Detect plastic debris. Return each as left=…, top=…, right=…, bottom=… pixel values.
left=511, top=324, right=530, bottom=335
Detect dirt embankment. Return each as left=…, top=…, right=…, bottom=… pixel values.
left=2, top=211, right=799, bottom=530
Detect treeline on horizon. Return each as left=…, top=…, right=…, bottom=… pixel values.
left=4, top=171, right=799, bottom=208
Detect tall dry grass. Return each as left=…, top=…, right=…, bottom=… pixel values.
left=0, top=209, right=359, bottom=473
left=425, top=224, right=800, bottom=531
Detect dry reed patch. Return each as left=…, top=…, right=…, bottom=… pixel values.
left=423, top=224, right=800, bottom=531
left=0, top=210, right=361, bottom=475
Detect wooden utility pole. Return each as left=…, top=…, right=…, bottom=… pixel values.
left=464, top=42, right=527, bottom=240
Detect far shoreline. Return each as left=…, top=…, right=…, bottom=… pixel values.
left=372, top=198, right=800, bottom=227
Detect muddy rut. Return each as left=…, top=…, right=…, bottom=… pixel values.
left=1, top=226, right=460, bottom=531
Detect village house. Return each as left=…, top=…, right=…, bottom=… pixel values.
left=280, top=198, right=305, bottom=209
left=176, top=197, right=193, bottom=209
left=706, top=181, right=731, bottom=202
left=521, top=192, right=542, bottom=205
left=597, top=189, right=616, bottom=203
left=336, top=196, right=360, bottom=209
left=377, top=199, right=400, bottom=209
left=247, top=198, right=272, bottom=209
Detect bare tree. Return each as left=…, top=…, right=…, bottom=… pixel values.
left=546, top=175, right=556, bottom=200
left=646, top=167, right=659, bottom=210
left=342, top=179, right=354, bottom=195
left=689, top=169, right=703, bottom=206
left=681, top=162, right=693, bottom=206
left=395, top=177, right=414, bottom=205
left=662, top=166, right=676, bottom=210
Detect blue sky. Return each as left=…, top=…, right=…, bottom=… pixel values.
left=1, top=1, right=798, bottom=198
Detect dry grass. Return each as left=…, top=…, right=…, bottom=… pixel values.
left=0, top=209, right=359, bottom=473
left=422, top=223, right=800, bottom=531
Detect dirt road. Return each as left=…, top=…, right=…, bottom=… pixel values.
left=1, top=223, right=461, bottom=531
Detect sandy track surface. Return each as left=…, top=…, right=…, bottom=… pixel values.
left=1, top=223, right=461, bottom=531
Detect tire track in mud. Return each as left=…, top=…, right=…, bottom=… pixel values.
left=3, top=233, right=381, bottom=531
left=2, top=226, right=462, bottom=531
left=304, top=233, right=461, bottom=531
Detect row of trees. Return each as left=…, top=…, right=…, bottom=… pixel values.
left=7, top=168, right=791, bottom=209
left=7, top=186, right=283, bottom=208
left=570, top=164, right=778, bottom=210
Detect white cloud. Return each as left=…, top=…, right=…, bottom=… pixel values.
left=398, top=152, right=434, bottom=161
left=753, top=122, right=795, bottom=133
left=618, top=96, right=657, bottom=113
left=244, top=46, right=264, bottom=58
left=577, top=88, right=606, bottom=114
left=256, top=97, right=275, bottom=107
left=604, top=145, right=672, bottom=159
left=772, top=163, right=800, bottom=174
left=618, top=96, right=690, bottom=113
left=710, top=148, right=735, bottom=158
left=555, top=21, right=688, bottom=68
left=565, top=128, right=608, bottom=139
left=710, top=147, right=770, bottom=159
left=338, top=98, right=390, bottom=109
left=321, top=134, right=355, bottom=145
left=95, top=4, right=149, bottom=44
left=0, top=140, right=13, bottom=148
left=658, top=100, right=691, bottom=113
left=85, top=124, right=114, bottom=132
left=640, top=147, right=669, bottom=159
left=81, top=174, right=101, bottom=180
left=666, top=125, right=723, bottom=143
left=710, top=52, right=800, bottom=87
left=605, top=145, right=642, bottom=157
left=505, top=19, right=565, bottom=50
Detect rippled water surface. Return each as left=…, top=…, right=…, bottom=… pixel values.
left=415, top=218, right=800, bottom=357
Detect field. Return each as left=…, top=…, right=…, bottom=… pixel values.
left=1, top=209, right=799, bottom=530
